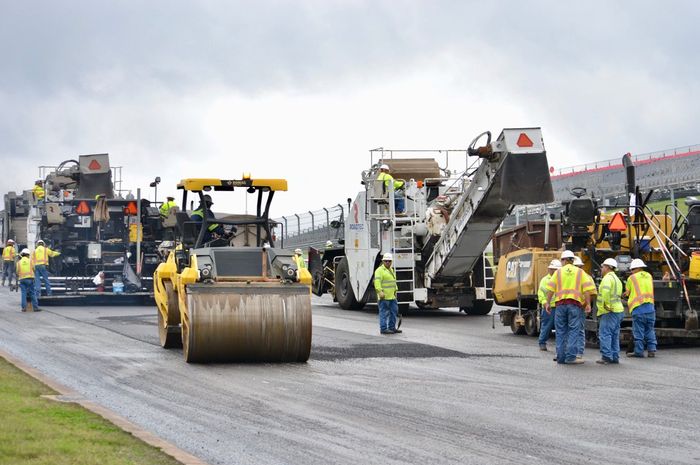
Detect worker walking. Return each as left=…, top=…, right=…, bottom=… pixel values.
left=159, top=196, right=177, bottom=218
left=16, top=249, right=40, bottom=312
left=374, top=253, right=402, bottom=334
left=537, top=259, right=561, bottom=351
left=596, top=258, right=624, bottom=364
left=293, top=248, right=306, bottom=270
left=32, top=180, right=45, bottom=203
left=624, top=259, right=657, bottom=358
left=33, top=239, right=60, bottom=298
left=2, top=239, right=18, bottom=288
left=545, top=250, right=595, bottom=364
left=377, top=164, right=405, bottom=214
left=573, top=256, right=595, bottom=360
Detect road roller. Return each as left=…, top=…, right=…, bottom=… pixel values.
left=154, top=177, right=312, bottom=363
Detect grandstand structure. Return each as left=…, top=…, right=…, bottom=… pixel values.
left=276, top=143, right=700, bottom=248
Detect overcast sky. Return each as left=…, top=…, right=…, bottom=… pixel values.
left=2, top=0, right=699, bottom=216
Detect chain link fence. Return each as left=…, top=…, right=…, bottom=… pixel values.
left=274, top=201, right=350, bottom=249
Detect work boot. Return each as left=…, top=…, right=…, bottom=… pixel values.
left=380, top=330, right=393, bottom=335
left=626, top=352, right=644, bottom=358
left=34, top=308, right=42, bottom=312
left=391, top=328, right=402, bottom=334
left=596, top=358, right=611, bottom=365
left=539, top=344, right=547, bottom=351
left=647, top=351, right=656, bottom=358
left=565, top=359, right=585, bottom=365
left=21, top=308, right=26, bottom=312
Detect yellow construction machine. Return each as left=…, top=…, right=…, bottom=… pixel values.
left=154, top=177, right=312, bottom=363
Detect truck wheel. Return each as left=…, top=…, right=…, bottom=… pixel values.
left=335, top=257, right=365, bottom=310
left=460, top=299, right=493, bottom=316
left=524, top=312, right=539, bottom=337
left=510, top=316, right=526, bottom=335
left=415, top=301, right=439, bottom=310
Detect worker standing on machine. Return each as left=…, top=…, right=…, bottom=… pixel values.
left=596, top=258, right=624, bottom=364
left=624, top=259, right=657, bottom=358
left=2, top=239, right=17, bottom=288
left=573, top=256, right=595, bottom=360
left=33, top=239, right=60, bottom=298
left=538, top=259, right=561, bottom=351
left=545, top=250, right=595, bottom=364
left=377, top=164, right=405, bottom=214
left=191, top=194, right=224, bottom=242
left=32, top=180, right=45, bottom=204
left=325, top=240, right=333, bottom=249
left=16, top=249, right=40, bottom=312
left=293, top=249, right=306, bottom=271
left=159, top=196, right=177, bottom=218
left=374, top=253, right=402, bottom=335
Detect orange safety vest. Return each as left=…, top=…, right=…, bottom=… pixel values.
left=2, top=246, right=15, bottom=261
left=16, top=256, right=34, bottom=279
left=626, top=271, right=654, bottom=312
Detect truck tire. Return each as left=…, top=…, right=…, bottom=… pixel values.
left=524, top=311, right=539, bottom=337
left=335, top=257, right=365, bottom=310
left=460, top=299, right=493, bottom=316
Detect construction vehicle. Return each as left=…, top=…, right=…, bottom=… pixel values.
left=308, top=128, right=554, bottom=314
left=28, top=154, right=164, bottom=304
left=495, top=153, right=700, bottom=344
left=153, top=177, right=312, bottom=363
left=1, top=191, right=32, bottom=249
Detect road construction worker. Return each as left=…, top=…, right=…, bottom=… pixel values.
left=16, top=249, right=40, bottom=312
left=293, top=249, right=306, bottom=270
left=191, top=195, right=224, bottom=242
left=377, top=164, right=405, bottom=214
left=537, top=259, right=561, bottom=351
left=596, top=258, right=624, bottom=364
left=159, top=196, right=177, bottom=218
left=623, top=258, right=657, bottom=358
left=33, top=239, right=60, bottom=298
left=374, top=252, right=402, bottom=334
left=32, top=180, right=45, bottom=203
left=573, top=255, right=595, bottom=360
left=545, top=250, right=595, bottom=364
left=325, top=240, right=334, bottom=249
left=2, top=239, right=18, bottom=287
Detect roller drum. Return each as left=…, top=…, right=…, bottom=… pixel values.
left=183, top=283, right=312, bottom=363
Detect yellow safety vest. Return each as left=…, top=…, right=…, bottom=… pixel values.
left=2, top=246, right=15, bottom=261
left=597, top=272, right=624, bottom=315
left=374, top=265, right=398, bottom=300
left=538, top=274, right=556, bottom=307
left=626, top=270, right=654, bottom=312
left=33, top=245, right=60, bottom=266
left=294, top=254, right=306, bottom=269
left=159, top=201, right=177, bottom=217
left=33, top=185, right=45, bottom=200
left=192, top=209, right=220, bottom=232
left=377, top=172, right=405, bottom=190
left=16, top=256, right=34, bottom=279
left=545, top=264, right=596, bottom=305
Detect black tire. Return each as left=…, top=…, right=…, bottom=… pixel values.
left=415, top=301, right=439, bottom=310
left=524, top=311, right=539, bottom=337
left=460, top=299, right=493, bottom=316
left=510, top=314, right=526, bottom=335
left=335, top=257, right=365, bottom=310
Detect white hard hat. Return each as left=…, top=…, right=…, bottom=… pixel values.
left=560, top=250, right=575, bottom=260
left=325, top=240, right=333, bottom=246
left=37, top=239, right=45, bottom=245
left=7, top=239, right=14, bottom=243
left=382, top=253, right=393, bottom=261
left=630, top=258, right=647, bottom=270
left=573, top=256, right=584, bottom=267
left=380, top=164, right=390, bottom=170
left=602, top=258, right=618, bottom=268
left=548, top=259, right=562, bottom=269
left=294, top=248, right=302, bottom=254
left=20, top=248, right=30, bottom=256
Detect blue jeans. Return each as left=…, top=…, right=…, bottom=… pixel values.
left=599, top=312, right=624, bottom=361
left=394, top=194, right=405, bottom=214
left=2, top=261, right=16, bottom=285
left=19, top=278, right=39, bottom=310
left=378, top=299, right=398, bottom=331
left=34, top=264, right=52, bottom=297
left=632, top=309, right=657, bottom=354
left=554, top=304, right=584, bottom=363
left=538, top=307, right=556, bottom=345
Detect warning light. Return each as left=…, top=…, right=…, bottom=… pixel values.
left=124, top=201, right=138, bottom=215
left=549, top=166, right=555, bottom=174
left=88, top=159, right=102, bottom=170
left=608, top=212, right=627, bottom=232
left=242, top=172, right=251, bottom=180
left=516, top=133, right=534, bottom=147
left=76, top=201, right=90, bottom=215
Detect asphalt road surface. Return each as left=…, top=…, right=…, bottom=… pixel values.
left=1, top=286, right=699, bottom=465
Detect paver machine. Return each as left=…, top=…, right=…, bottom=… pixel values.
left=153, top=177, right=312, bottom=363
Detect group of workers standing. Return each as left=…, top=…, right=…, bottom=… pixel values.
left=538, top=250, right=657, bottom=365
left=2, top=238, right=61, bottom=312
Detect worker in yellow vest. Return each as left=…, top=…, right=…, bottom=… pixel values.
left=537, top=259, right=561, bottom=351
left=377, top=164, right=405, bottom=214
left=374, top=253, right=402, bottom=334
left=623, top=258, right=657, bottom=358
left=544, top=250, right=596, bottom=364
left=2, top=239, right=17, bottom=287
left=16, top=249, right=40, bottom=312
left=293, top=248, right=306, bottom=271
left=573, top=255, right=596, bottom=360
left=32, top=180, right=45, bottom=203
left=596, top=258, right=625, bottom=364
left=33, top=239, right=60, bottom=298
left=159, top=196, right=177, bottom=218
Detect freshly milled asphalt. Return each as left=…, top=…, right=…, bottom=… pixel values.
left=1, top=286, right=699, bottom=465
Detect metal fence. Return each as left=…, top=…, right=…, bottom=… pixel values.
left=274, top=201, right=350, bottom=249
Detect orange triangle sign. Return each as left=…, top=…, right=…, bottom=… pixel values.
left=88, top=159, right=102, bottom=170
left=516, top=133, right=534, bottom=147
left=608, top=212, right=627, bottom=232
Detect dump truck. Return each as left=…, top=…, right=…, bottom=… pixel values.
left=309, top=128, right=554, bottom=313
left=153, top=177, right=312, bottom=363
left=495, top=153, right=700, bottom=345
